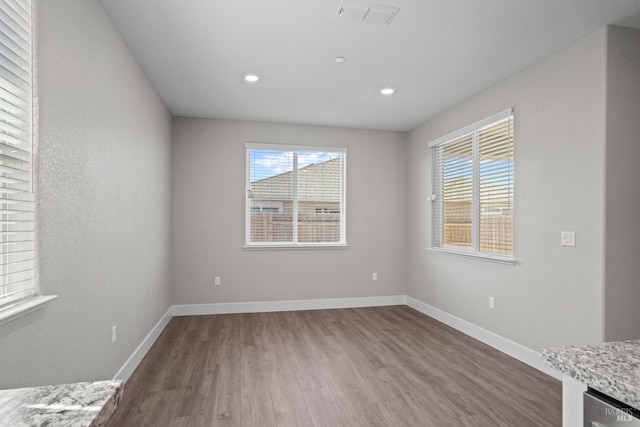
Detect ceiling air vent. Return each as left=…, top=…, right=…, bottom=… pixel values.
left=335, top=1, right=400, bottom=25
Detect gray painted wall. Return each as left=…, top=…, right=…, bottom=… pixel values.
left=170, top=118, right=406, bottom=304
left=406, top=29, right=608, bottom=351
left=604, top=26, right=640, bottom=342
left=0, top=0, right=172, bottom=388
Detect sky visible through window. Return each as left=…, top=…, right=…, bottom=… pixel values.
left=444, top=157, right=513, bottom=186
left=250, top=150, right=341, bottom=182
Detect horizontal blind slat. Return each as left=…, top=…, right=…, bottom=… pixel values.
left=0, top=118, right=28, bottom=136
left=0, top=0, right=30, bottom=26
left=0, top=249, right=34, bottom=266
left=0, top=86, right=29, bottom=114
left=0, top=4, right=30, bottom=42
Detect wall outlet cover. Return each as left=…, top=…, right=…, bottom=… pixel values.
left=561, top=231, right=576, bottom=247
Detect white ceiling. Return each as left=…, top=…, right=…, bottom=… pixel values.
left=99, top=0, right=640, bottom=132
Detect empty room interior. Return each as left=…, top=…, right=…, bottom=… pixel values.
left=2, top=0, right=640, bottom=426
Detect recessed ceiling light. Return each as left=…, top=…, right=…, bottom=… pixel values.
left=379, top=87, right=395, bottom=96
left=335, top=57, right=346, bottom=63
left=244, top=74, right=260, bottom=83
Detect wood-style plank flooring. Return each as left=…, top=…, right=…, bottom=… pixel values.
left=106, top=306, right=561, bottom=427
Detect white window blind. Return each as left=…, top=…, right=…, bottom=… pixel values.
left=430, top=109, right=514, bottom=261
left=245, top=143, right=346, bottom=248
left=0, top=0, right=36, bottom=309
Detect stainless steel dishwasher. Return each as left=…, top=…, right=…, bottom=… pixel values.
left=584, top=388, right=640, bottom=426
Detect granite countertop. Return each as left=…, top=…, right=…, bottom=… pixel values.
left=542, top=340, right=640, bottom=409
left=0, top=380, right=122, bottom=427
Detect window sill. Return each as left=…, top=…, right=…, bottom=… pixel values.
left=244, top=244, right=349, bottom=251
left=0, top=295, right=58, bottom=326
left=428, top=248, right=516, bottom=265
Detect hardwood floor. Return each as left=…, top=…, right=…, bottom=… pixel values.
left=106, top=306, right=561, bottom=427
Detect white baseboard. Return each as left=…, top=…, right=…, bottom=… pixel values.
left=172, top=295, right=407, bottom=316
left=113, top=306, right=173, bottom=383
left=405, top=296, right=561, bottom=380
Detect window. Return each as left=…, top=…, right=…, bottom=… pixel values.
left=245, top=143, right=347, bottom=248
left=0, top=0, right=36, bottom=309
left=430, top=109, right=514, bottom=262
left=0, top=0, right=54, bottom=324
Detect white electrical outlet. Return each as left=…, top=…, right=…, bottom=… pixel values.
left=561, top=231, right=576, bottom=247
left=111, top=325, right=117, bottom=344
left=372, top=272, right=378, bottom=281
left=214, top=276, right=221, bottom=286
left=489, top=297, right=495, bottom=310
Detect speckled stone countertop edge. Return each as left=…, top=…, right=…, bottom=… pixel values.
left=0, top=379, right=124, bottom=427
left=542, top=340, right=640, bottom=410
left=90, top=381, right=123, bottom=427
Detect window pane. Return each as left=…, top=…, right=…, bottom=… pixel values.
left=297, top=151, right=343, bottom=243
left=248, top=150, right=293, bottom=242
left=246, top=146, right=346, bottom=247
left=479, top=118, right=513, bottom=255
left=442, top=134, right=473, bottom=248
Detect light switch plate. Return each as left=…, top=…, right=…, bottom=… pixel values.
left=561, top=231, right=576, bottom=247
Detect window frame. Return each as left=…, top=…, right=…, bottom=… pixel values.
left=428, top=108, right=515, bottom=264
left=244, top=143, right=348, bottom=250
